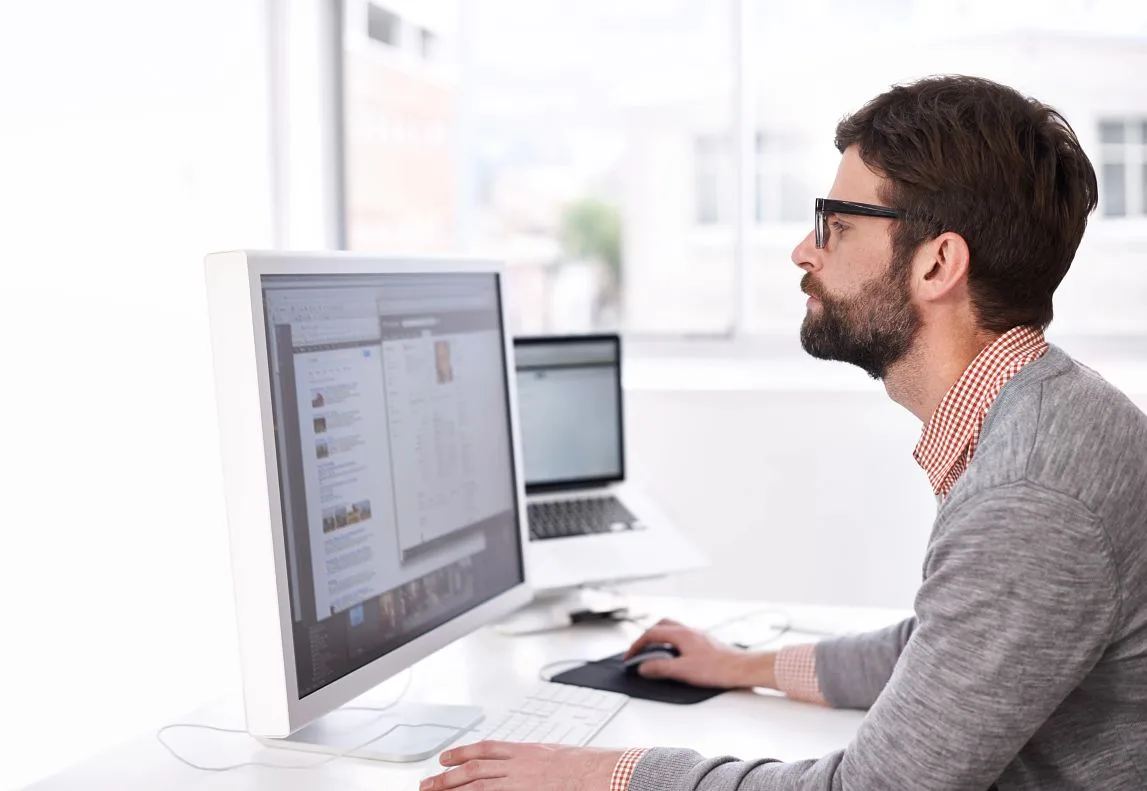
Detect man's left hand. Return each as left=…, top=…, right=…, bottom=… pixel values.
left=419, top=741, right=626, bottom=791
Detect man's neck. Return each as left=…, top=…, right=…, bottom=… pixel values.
left=883, top=326, right=1001, bottom=423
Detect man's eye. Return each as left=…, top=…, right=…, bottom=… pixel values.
left=830, top=220, right=848, bottom=233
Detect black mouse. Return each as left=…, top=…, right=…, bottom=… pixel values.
left=622, top=642, right=681, bottom=674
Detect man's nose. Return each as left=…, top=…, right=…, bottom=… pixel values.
left=792, top=229, right=818, bottom=273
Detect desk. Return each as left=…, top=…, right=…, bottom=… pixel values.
left=27, top=598, right=907, bottom=791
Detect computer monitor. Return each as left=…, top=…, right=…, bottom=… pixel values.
left=204, top=251, right=532, bottom=761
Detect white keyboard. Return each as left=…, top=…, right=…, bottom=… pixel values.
left=455, top=682, right=628, bottom=748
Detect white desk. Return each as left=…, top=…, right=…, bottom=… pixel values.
left=26, top=598, right=907, bottom=791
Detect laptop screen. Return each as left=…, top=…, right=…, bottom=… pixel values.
left=513, top=336, right=624, bottom=491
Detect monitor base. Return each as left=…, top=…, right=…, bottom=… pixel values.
left=257, top=702, right=484, bottom=763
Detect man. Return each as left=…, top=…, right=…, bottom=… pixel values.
left=420, top=75, right=1147, bottom=790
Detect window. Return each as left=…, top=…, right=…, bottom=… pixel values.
left=754, top=132, right=815, bottom=224
left=341, top=0, right=1147, bottom=340
left=419, top=28, right=438, bottom=61
left=695, top=134, right=731, bottom=225
left=694, top=132, right=813, bottom=225
left=1102, top=162, right=1128, bottom=217
left=343, top=0, right=737, bottom=334
left=1099, top=118, right=1147, bottom=218
left=367, top=3, right=399, bottom=47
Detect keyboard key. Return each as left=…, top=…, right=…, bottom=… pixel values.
left=527, top=497, right=638, bottom=542
left=450, top=682, right=627, bottom=751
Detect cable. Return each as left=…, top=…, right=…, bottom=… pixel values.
left=618, top=606, right=837, bottom=652
left=617, top=613, right=659, bottom=630
left=702, top=607, right=838, bottom=649
left=703, top=607, right=790, bottom=638
left=537, top=659, right=598, bottom=682
left=155, top=669, right=429, bottom=773
left=701, top=607, right=792, bottom=650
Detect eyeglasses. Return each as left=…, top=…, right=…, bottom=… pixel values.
left=815, top=198, right=907, bottom=249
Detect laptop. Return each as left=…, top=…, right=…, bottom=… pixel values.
left=513, top=334, right=705, bottom=593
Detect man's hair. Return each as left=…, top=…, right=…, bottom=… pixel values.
left=834, top=75, right=1098, bottom=332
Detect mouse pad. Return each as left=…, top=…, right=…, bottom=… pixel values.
left=550, top=652, right=726, bottom=704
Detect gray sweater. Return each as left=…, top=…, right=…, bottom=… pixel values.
left=629, top=346, right=1147, bottom=791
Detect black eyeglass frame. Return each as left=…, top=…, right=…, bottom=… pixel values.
left=815, top=198, right=908, bottom=249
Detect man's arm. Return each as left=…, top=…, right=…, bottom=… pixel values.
left=621, top=618, right=916, bottom=709
left=625, top=485, right=1119, bottom=791
left=609, top=620, right=916, bottom=787
left=741, top=617, right=919, bottom=709
left=814, top=616, right=916, bottom=709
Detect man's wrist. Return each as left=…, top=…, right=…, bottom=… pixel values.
left=728, top=650, right=778, bottom=689
left=609, top=747, right=649, bottom=791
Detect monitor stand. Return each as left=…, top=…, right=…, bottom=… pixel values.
left=494, top=587, right=640, bottom=635
left=257, top=702, right=484, bottom=763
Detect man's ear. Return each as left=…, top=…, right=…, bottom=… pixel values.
left=917, top=232, right=970, bottom=301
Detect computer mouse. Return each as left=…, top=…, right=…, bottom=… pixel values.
left=622, top=642, right=681, bottom=674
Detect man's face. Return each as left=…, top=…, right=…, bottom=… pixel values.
left=791, top=146, right=921, bottom=380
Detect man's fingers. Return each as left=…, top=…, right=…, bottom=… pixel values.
left=423, top=759, right=508, bottom=790
left=440, top=740, right=519, bottom=765
left=623, top=624, right=686, bottom=659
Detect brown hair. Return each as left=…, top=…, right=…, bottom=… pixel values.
left=834, top=75, right=1098, bottom=332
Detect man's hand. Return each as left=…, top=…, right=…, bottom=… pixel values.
left=419, top=742, right=625, bottom=791
left=624, top=618, right=775, bottom=689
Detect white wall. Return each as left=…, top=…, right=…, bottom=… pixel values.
left=0, top=2, right=270, bottom=788
left=625, top=386, right=935, bottom=608
left=619, top=354, right=1147, bottom=610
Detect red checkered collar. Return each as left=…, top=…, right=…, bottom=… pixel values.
left=913, top=326, right=1049, bottom=495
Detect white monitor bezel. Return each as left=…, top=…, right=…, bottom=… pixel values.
left=204, top=250, right=533, bottom=738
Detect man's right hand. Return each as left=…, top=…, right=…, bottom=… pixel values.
left=622, top=619, right=777, bottom=690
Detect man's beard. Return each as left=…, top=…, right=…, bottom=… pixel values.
left=799, top=255, right=921, bottom=380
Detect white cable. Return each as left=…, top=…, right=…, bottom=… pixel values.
left=537, top=659, right=597, bottom=682
left=154, top=669, right=452, bottom=773
left=702, top=607, right=791, bottom=638
left=702, top=607, right=837, bottom=649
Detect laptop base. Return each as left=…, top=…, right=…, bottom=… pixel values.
left=494, top=588, right=645, bottom=636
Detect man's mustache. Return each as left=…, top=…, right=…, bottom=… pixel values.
left=801, top=273, right=826, bottom=301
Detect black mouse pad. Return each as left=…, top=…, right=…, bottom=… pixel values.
left=550, top=652, right=726, bottom=704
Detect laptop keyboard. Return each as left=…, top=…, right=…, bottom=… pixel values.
left=527, top=496, right=639, bottom=541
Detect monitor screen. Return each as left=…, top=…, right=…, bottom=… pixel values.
left=261, top=272, right=524, bottom=698
left=514, top=337, right=623, bottom=489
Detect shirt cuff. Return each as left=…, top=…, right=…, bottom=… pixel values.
left=610, top=747, right=649, bottom=791
left=774, top=643, right=826, bottom=705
